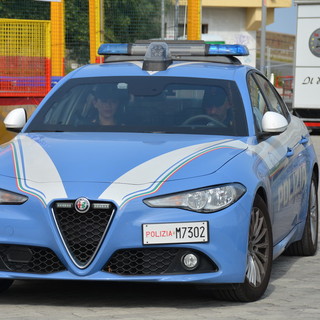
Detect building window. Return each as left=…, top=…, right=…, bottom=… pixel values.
left=202, top=24, right=208, bottom=34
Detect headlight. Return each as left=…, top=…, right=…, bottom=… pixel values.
left=143, top=183, right=246, bottom=213
left=0, top=189, right=28, bottom=205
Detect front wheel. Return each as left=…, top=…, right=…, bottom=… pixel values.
left=213, top=195, right=273, bottom=302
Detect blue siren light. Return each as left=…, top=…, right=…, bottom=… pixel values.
left=207, top=44, right=249, bottom=56
left=98, top=42, right=249, bottom=58
left=98, top=43, right=129, bottom=55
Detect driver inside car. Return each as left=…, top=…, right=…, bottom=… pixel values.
left=202, top=86, right=233, bottom=126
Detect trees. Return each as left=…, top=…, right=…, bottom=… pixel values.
left=0, top=0, right=50, bottom=20
left=105, top=0, right=161, bottom=43
left=66, top=0, right=162, bottom=65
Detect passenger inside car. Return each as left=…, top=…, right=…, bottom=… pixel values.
left=92, top=87, right=121, bottom=126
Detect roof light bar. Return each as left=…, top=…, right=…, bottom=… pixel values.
left=98, top=43, right=151, bottom=56
left=98, top=43, right=129, bottom=55
left=142, top=42, right=172, bottom=71
left=98, top=42, right=249, bottom=57
left=207, top=44, right=249, bottom=56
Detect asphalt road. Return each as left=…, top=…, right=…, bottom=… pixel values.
left=1, top=136, right=320, bottom=320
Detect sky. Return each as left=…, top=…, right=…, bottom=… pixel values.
left=266, top=1, right=298, bottom=35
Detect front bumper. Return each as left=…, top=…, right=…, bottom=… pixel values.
left=0, top=193, right=251, bottom=284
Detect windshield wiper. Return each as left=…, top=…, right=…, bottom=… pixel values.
left=30, top=130, right=65, bottom=132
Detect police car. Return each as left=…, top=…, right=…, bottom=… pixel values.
left=0, top=41, right=318, bottom=302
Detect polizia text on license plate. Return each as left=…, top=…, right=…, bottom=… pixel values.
left=142, top=221, right=209, bottom=245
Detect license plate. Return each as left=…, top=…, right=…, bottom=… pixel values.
left=142, top=221, right=208, bottom=245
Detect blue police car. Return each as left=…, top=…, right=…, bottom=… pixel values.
left=0, top=41, right=318, bottom=301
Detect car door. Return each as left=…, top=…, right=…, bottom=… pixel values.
left=248, top=72, right=309, bottom=244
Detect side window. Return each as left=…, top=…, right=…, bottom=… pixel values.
left=247, top=74, right=268, bottom=132
left=254, top=74, right=288, bottom=118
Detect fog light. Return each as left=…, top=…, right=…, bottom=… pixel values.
left=182, top=253, right=199, bottom=271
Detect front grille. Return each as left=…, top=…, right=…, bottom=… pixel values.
left=0, top=244, right=66, bottom=274
left=52, top=200, right=115, bottom=268
left=104, top=248, right=218, bottom=275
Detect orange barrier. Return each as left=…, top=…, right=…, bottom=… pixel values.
left=0, top=56, right=51, bottom=97
left=0, top=19, right=51, bottom=97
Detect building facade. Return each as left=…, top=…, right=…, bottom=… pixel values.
left=166, top=0, right=292, bottom=66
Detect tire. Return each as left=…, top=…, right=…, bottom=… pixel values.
left=284, top=173, right=318, bottom=256
left=213, top=195, right=273, bottom=302
left=0, top=279, right=14, bottom=293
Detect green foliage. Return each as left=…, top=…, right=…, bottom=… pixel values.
left=65, top=0, right=90, bottom=65
left=104, top=0, right=161, bottom=43
left=0, top=0, right=50, bottom=19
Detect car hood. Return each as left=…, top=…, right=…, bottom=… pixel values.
left=0, top=133, right=247, bottom=206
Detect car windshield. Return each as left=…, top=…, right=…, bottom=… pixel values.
left=26, top=76, right=248, bottom=136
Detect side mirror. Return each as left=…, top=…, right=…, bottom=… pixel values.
left=4, top=108, right=27, bottom=132
left=262, top=111, right=288, bottom=134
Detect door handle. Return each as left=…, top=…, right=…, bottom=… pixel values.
left=300, top=136, right=309, bottom=145
left=287, top=147, right=294, bottom=157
